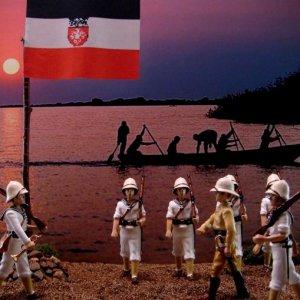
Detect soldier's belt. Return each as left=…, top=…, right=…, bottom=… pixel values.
left=119, top=219, right=138, bottom=227
left=172, top=218, right=193, bottom=225
left=234, top=215, right=242, bottom=222
left=7, top=231, right=19, bottom=239
left=214, top=229, right=226, bottom=237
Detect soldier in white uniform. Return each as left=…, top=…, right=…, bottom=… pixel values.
left=260, top=173, right=280, bottom=270
left=253, top=180, right=300, bottom=300
left=165, top=177, right=199, bottom=280
left=0, top=181, right=39, bottom=300
left=111, top=178, right=146, bottom=284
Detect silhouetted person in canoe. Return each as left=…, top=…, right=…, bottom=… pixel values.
left=217, top=129, right=237, bottom=152
left=117, top=121, right=130, bottom=156
left=127, top=125, right=156, bottom=156
left=193, top=129, right=217, bottom=154
left=167, top=136, right=181, bottom=156
left=259, top=124, right=280, bottom=150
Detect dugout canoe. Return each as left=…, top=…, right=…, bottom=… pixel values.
left=118, top=144, right=300, bottom=166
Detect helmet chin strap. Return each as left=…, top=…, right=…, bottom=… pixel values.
left=176, top=188, right=186, bottom=201
left=125, top=189, right=135, bottom=200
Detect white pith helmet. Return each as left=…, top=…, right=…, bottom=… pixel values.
left=122, top=178, right=138, bottom=195
left=266, top=173, right=280, bottom=189
left=266, top=179, right=290, bottom=201
left=173, top=177, right=190, bottom=194
left=210, top=177, right=239, bottom=197
left=6, top=181, right=28, bottom=203
left=224, top=174, right=238, bottom=187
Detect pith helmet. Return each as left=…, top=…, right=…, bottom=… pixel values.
left=173, top=177, right=190, bottom=194
left=266, top=179, right=290, bottom=201
left=122, top=178, right=138, bottom=195
left=266, top=173, right=280, bottom=189
left=224, top=174, right=238, bottom=187
left=6, top=181, right=28, bottom=203
left=210, top=177, right=239, bottom=197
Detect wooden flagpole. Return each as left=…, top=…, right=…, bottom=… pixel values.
left=23, top=77, right=31, bottom=205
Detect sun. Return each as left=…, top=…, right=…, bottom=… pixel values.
left=2, top=58, right=20, bottom=75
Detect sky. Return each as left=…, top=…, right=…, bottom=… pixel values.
left=0, top=0, right=300, bottom=105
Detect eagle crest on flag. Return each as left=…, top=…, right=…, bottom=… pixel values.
left=68, top=18, right=89, bottom=47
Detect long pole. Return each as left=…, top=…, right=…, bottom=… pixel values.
left=23, top=77, right=31, bottom=205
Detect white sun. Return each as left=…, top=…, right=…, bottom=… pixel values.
left=3, top=58, right=20, bottom=75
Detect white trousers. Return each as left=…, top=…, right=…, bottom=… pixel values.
left=0, top=237, right=31, bottom=278
left=120, top=226, right=142, bottom=261
left=172, top=224, right=195, bottom=260
left=270, top=243, right=300, bottom=291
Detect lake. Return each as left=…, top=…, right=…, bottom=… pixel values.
left=0, top=105, right=299, bottom=264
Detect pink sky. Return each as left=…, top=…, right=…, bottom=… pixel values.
left=0, top=0, right=300, bottom=105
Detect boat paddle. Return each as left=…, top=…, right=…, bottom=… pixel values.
left=144, top=125, right=165, bottom=155
left=107, top=144, right=120, bottom=164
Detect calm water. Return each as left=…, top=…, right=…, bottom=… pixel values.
left=0, top=105, right=299, bottom=264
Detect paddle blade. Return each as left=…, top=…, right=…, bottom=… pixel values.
left=107, top=153, right=114, bottom=164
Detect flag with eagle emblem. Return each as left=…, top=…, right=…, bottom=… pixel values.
left=24, top=0, right=140, bottom=79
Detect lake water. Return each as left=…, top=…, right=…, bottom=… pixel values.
left=0, top=105, right=299, bottom=264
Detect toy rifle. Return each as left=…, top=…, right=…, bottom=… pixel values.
left=187, top=174, right=196, bottom=218
left=253, top=191, right=300, bottom=236
left=138, top=175, right=145, bottom=211
left=0, top=187, right=46, bottom=233
left=233, top=173, right=246, bottom=216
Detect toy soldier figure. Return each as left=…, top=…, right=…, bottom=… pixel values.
left=111, top=178, right=146, bottom=284
left=253, top=180, right=300, bottom=299
left=197, top=177, right=250, bottom=299
left=0, top=181, right=40, bottom=299
left=165, top=177, right=199, bottom=280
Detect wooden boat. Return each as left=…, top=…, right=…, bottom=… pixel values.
left=118, top=144, right=300, bottom=166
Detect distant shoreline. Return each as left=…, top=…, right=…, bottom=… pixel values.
left=0, top=97, right=214, bottom=108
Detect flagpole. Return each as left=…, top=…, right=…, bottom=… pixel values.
left=23, top=77, right=31, bottom=205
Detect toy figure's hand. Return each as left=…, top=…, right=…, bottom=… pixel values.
left=192, top=215, right=199, bottom=224
left=111, top=230, right=119, bottom=238
left=224, top=246, right=231, bottom=257
left=25, top=240, right=35, bottom=250
left=165, top=230, right=172, bottom=239
left=137, top=219, right=145, bottom=227
left=252, top=234, right=265, bottom=244
left=196, top=225, right=206, bottom=235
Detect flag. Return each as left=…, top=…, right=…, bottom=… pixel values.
left=24, top=0, right=140, bottom=79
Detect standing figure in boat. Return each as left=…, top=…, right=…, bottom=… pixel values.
left=117, top=121, right=130, bottom=157
left=253, top=180, right=300, bottom=300
left=165, top=177, right=199, bottom=280
left=126, top=125, right=156, bottom=156
left=111, top=178, right=146, bottom=284
left=259, top=124, right=280, bottom=150
left=167, top=136, right=181, bottom=157
left=193, top=129, right=218, bottom=154
left=197, top=177, right=250, bottom=299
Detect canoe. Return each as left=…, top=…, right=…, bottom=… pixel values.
left=119, top=144, right=300, bottom=166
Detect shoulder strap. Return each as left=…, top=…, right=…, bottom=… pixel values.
left=120, top=199, right=138, bottom=220
left=0, top=207, right=26, bottom=225
left=174, top=199, right=190, bottom=219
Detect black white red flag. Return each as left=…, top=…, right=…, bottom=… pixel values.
left=24, top=0, right=140, bottom=79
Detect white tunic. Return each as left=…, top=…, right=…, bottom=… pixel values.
left=166, top=198, right=198, bottom=260
left=269, top=211, right=300, bottom=291
left=113, top=199, right=146, bottom=261
left=0, top=207, right=32, bottom=278
left=260, top=196, right=272, bottom=253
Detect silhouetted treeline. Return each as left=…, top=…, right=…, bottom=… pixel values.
left=207, top=69, right=300, bottom=124
left=32, top=97, right=211, bottom=107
